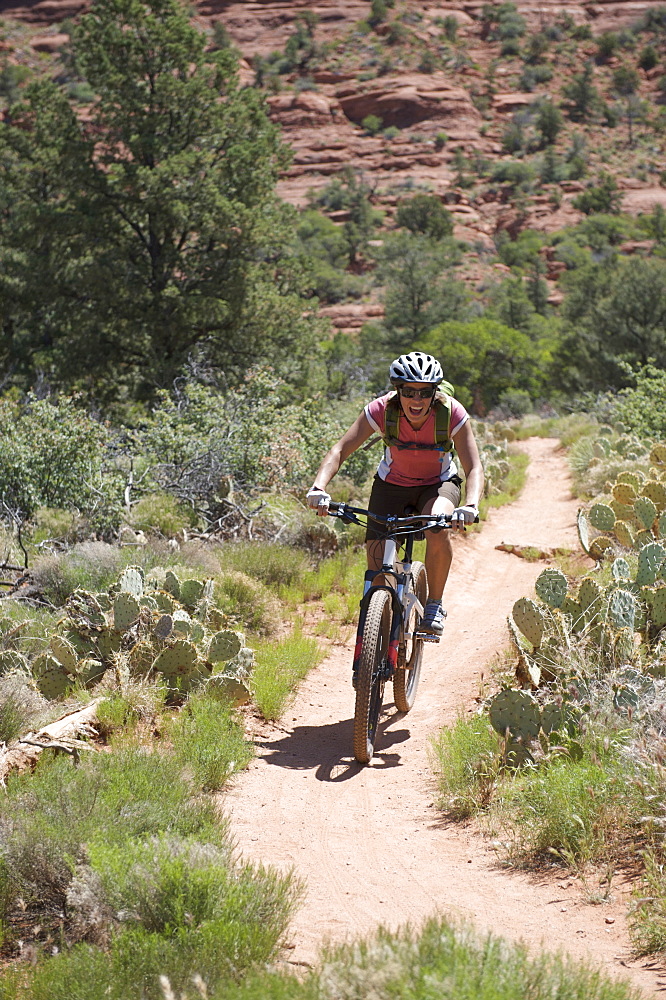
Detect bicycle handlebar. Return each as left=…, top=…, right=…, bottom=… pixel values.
left=326, top=501, right=456, bottom=535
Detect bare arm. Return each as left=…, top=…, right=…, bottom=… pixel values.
left=311, top=411, right=376, bottom=491
left=452, top=420, right=484, bottom=508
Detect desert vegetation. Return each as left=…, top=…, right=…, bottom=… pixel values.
left=1, top=0, right=666, bottom=994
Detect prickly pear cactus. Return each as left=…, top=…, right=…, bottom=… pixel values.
left=613, top=482, right=637, bottom=505
left=643, top=480, right=666, bottom=512
left=614, top=520, right=635, bottom=549
left=113, top=592, right=141, bottom=631
left=118, top=566, right=144, bottom=598
left=179, top=579, right=205, bottom=608
left=205, top=674, right=251, bottom=706
left=50, top=636, right=78, bottom=674
left=589, top=536, right=614, bottom=561
left=611, top=558, right=631, bottom=581
left=0, top=650, right=29, bottom=675
left=535, top=568, right=568, bottom=609
left=635, top=496, right=658, bottom=531
left=636, top=542, right=666, bottom=587
left=208, top=629, right=244, bottom=663
left=164, top=571, right=181, bottom=600
left=577, top=509, right=590, bottom=555
left=153, top=614, right=173, bottom=640
left=172, top=609, right=192, bottom=635
left=607, top=589, right=638, bottom=631
left=589, top=503, right=615, bottom=532
left=488, top=689, right=541, bottom=739
left=650, top=586, right=666, bottom=627
left=152, top=639, right=199, bottom=682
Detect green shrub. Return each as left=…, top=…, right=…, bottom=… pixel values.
left=395, top=193, right=454, bottom=239
left=361, top=113, right=383, bottom=135
left=31, top=542, right=124, bottom=605
left=221, top=542, right=312, bottom=589
left=129, top=493, right=199, bottom=537
left=214, top=571, right=282, bottom=636
left=573, top=173, right=622, bottom=215
left=0, top=396, right=122, bottom=530
left=169, top=694, right=254, bottom=790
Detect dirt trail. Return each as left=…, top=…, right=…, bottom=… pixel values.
left=226, top=438, right=666, bottom=998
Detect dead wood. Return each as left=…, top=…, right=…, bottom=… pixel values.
left=0, top=699, right=101, bottom=785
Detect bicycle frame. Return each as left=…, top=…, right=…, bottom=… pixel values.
left=328, top=504, right=448, bottom=680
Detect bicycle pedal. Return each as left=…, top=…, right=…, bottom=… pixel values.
left=414, top=631, right=441, bottom=643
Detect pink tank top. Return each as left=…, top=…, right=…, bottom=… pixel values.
left=364, top=391, right=469, bottom=486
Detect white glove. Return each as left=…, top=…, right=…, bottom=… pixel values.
left=307, top=485, right=331, bottom=516
left=451, top=504, right=478, bottom=528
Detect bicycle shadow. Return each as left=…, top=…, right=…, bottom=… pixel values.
left=254, top=710, right=411, bottom=782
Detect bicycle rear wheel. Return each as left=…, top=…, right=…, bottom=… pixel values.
left=353, top=588, right=391, bottom=764
left=393, top=560, right=427, bottom=713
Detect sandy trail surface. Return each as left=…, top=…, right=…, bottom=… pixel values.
left=226, top=438, right=666, bottom=997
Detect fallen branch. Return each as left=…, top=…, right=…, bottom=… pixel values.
left=0, top=699, right=102, bottom=785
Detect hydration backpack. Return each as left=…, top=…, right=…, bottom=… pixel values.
left=382, top=383, right=455, bottom=453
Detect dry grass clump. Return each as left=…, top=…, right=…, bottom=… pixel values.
left=31, top=541, right=124, bottom=605
left=0, top=670, right=52, bottom=742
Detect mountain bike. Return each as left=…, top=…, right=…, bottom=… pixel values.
left=327, top=502, right=454, bottom=765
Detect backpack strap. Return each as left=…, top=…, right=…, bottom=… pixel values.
left=382, top=388, right=454, bottom=453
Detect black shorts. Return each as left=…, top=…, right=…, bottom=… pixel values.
left=364, top=475, right=463, bottom=541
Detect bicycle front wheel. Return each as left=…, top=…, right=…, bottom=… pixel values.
left=353, top=588, right=391, bottom=764
left=393, top=560, right=427, bottom=713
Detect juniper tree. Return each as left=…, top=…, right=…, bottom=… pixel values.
left=0, top=0, right=316, bottom=403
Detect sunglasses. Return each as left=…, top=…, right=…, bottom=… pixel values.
left=398, top=385, right=436, bottom=399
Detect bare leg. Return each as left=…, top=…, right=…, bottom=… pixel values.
left=422, top=495, right=455, bottom=603
left=365, top=539, right=390, bottom=588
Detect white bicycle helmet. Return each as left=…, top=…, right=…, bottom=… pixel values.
left=389, top=351, right=443, bottom=385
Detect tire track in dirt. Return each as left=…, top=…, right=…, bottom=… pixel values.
left=225, top=438, right=666, bottom=996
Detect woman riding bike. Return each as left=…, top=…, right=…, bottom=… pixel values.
left=307, top=351, right=484, bottom=635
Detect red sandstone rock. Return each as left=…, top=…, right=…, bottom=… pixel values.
left=336, top=74, right=482, bottom=130
left=30, top=31, right=69, bottom=51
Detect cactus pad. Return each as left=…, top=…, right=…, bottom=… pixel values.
left=205, top=674, right=251, bottom=706
left=208, top=629, right=244, bottom=663
left=118, top=566, right=144, bottom=598
left=152, top=640, right=199, bottom=679
left=36, top=666, right=72, bottom=699
left=588, top=536, right=614, bottom=561
left=113, top=592, right=141, bottom=631
left=576, top=509, right=590, bottom=554
left=154, top=592, right=176, bottom=614
left=535, top=568, right=568, bottom=608
left=607, top=588, right=637, bottom=631
left=614, top=520, right=635, bottom=549
left=635, top=528, right=656, bottom=550
left=164, top=571, right=181, bottom=599
left=578, top=577, right=602, bottom=612
left=78, top=658, right=105, bottom=686
left=226, top=646, right=255, bottom=678
left=611, top=558, right=631, bottom=581
left=613, top=482, right=637, bottom=505
left=488, top=689, right=541, bottom=739
left=642, top=481, right=666, bottom=512
left=172, top=609, right=192, bottom=635
left=636, top=542, right=666, bottom=587
left=635, top=496, right=658, bottom=531
left=0, top=650, right=29, bottom=675
left=50, top=636, right=78, bottom=674
left=153, top=614, right=173, bottom=640
left=179, top=579, right=204, bottom=608
left=650, top=586, right=666, bottom=627
left=588, top=503, right=615, bottom=532
left=650, top=443, right=666, bottom=467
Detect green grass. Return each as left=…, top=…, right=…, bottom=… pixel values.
left=431, top=713, right=648, bottom=867
left=168, top=693, right=254, bottom=790
left=479, top=451, right=529, bottom=517
left=218, top=915, right=640, bottom=1000
left=429, top=713, right=501, bottom=818
left=252, top=627, right=322, bottom=720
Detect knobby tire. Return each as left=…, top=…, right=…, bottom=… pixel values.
left=353, top=588, right=391, bottom=764
left=393, top=561, right=427, bottom=713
